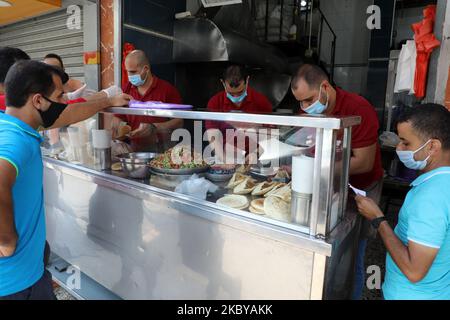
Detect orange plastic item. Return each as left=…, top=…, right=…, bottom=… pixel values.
left=122, top=42, right=136, bottom=89
left=412, top=5, right=440, bottom=99
left=445, top=67, right=450, bottom=110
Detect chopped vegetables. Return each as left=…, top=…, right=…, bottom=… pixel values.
left=150, top=146, right=207, bottom=170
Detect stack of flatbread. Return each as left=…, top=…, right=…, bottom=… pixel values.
left=227, top=173, right=248, bottom=189
left=216, top=195, right=249, bottom=210
left=225, top=173, right=292, bottom=223
left=251, top=181, right=278, bottom=196
left=248, top=183, right=292, bottom=222
left=263, top=196, right=290, bottom=222
left=249, top=198, right=265, bottom=215
left=233, top=178, right=257, bottom=195
left=264, top=182, right=291, bottom=202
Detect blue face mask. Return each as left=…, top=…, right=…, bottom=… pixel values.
left=224, top=81, right=248, bottom=105
left=396, top=140, right=431, bottom=171
left=227, top=91, right=247, bottom=104
left=128, top=67, right=148, bottom=87
left=303, top=85, right=328, bottom=115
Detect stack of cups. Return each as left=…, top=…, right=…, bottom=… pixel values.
left=67, top=127, right=84, bottom=163
left=92, top=129, right=112, bottom=171
left=291, top=155, right=315, bottom=226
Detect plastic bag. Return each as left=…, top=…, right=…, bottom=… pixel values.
left=175, top=174, right=219, bottom=200
left=394, top=40, right=416, bottom=94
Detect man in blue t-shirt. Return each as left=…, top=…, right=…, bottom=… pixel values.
left=356, top=104, right=450, bottom=300
left=0, top=60, right=131, bottom=300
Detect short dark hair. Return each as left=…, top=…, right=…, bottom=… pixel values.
left=291, top=64, right=329, bottom=90
left=222, top=64, right=249, bottom=88
left=0, top=47, right=30, bottom=84
left=397, top=103, right=450, bottom=150
left=5, top=60, right=68, bottom=108
left=44, top=53, right=64, bottom=70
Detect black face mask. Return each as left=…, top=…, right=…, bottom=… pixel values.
left=40, top=96, right=68, bottom=128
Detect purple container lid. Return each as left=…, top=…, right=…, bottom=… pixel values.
left=130, top=100, right=193, bottom=110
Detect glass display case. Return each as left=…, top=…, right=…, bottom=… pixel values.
left=42, top=107, right=361, bottom=300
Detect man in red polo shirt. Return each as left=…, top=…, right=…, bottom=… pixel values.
left=291, top=64, right=384, bottom=300
left=106, top=50, right=183, bottom=152
left=205, top=65, right=272, bottom=160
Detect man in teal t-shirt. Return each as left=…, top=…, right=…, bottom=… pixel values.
left=356, top=104, right=450, bottom=300
left=0, top=60, right=131, bottom=300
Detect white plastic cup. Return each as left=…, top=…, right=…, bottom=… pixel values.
left=92, top=129, right=112, bottom=149
left=292, top=155, right=315, bottom=194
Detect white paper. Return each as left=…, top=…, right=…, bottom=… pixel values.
left=258, top=137, right=307, bottom=161
left=349, top=184, right=366, bottom=197
left=292, top=155, right=315, bottom=194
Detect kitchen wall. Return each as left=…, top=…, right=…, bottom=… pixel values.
left=393, top=6, right=423, bottom=48
left=319, top=0, right=373, bottom=96
left=123, top=0, right=186, bottom=84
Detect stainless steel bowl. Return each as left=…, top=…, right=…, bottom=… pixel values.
left=117, top=152, right=158, bottom=179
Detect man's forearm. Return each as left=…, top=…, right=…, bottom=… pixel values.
left=155, top=119, right=184, bottom=132
left=48, top=97, right=114, bottom=129
left=378, top=221, right=416, bottom=279
left=0, top=190, right=17, bottom=257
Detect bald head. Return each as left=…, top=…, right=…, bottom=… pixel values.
left=126, top=50, right=150, bottom=68
left=125, top=50, right=152, bottom=86
left=291, top=64, right=329, bottom=91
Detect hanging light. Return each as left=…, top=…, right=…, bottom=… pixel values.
left=0, top=0, right=12, bottom=7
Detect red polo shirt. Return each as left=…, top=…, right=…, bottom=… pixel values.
left=331, top=87, right=383, bottom=189
left=0, top=94, right=5, bottom=111
left=115, top=76, right=182, bottom=130
left=205, top=86, right=272, bottom=131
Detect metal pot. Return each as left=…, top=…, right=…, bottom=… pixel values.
left=117, top=152, right=159, bottom=179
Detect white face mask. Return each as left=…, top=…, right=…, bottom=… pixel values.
left=396, top=139, right=432, bottom=171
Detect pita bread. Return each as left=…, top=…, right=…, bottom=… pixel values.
left=264, top=183, right=286, bottom=197
left=269, top=183, right=292, bottom=202
left=249, top=199, right=265, bottom=215
left=249, top=205, right=265, bottom=215
left=216, top=195, right=249, bottom=210
left=236, top=164, right=251, bottom=174
left=251, top=181, right=277, bottom=196
left=274, top=169, right=290, bottom=180
left=117, top=125, right=131, bottom=139
left=227, top=173, right=248, bottom=189
left=233, top=178, right=257, bottom=195
left=264, top=196, right=291, bottom=222
left=111, top=162, right=122, bottom=171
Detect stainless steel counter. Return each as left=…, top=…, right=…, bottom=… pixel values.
left=43, top=157, right=360, bottom=300
left=43, top=108, right=361, bottom=299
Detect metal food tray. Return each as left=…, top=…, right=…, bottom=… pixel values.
left=149, top=165, right=210, bottom=175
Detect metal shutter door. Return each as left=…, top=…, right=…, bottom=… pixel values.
left=0, top=8, right=84, bottom=83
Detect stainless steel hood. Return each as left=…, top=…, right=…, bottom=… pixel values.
left=173, top=17, right=290, bottom=74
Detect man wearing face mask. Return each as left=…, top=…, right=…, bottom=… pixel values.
left=205, top=65, right=272, bottom=161
left=356, top=104, right=450, bottom=300
left=106, top=50, right=183, bottom=152
left=291, top=64, right=384, bottom=299
left=0, top=60, right=130, bottom=300
left=206, top=64, right=272, bottom=126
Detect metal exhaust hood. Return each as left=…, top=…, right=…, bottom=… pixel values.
left=173, top=17, right=290, bottom=74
